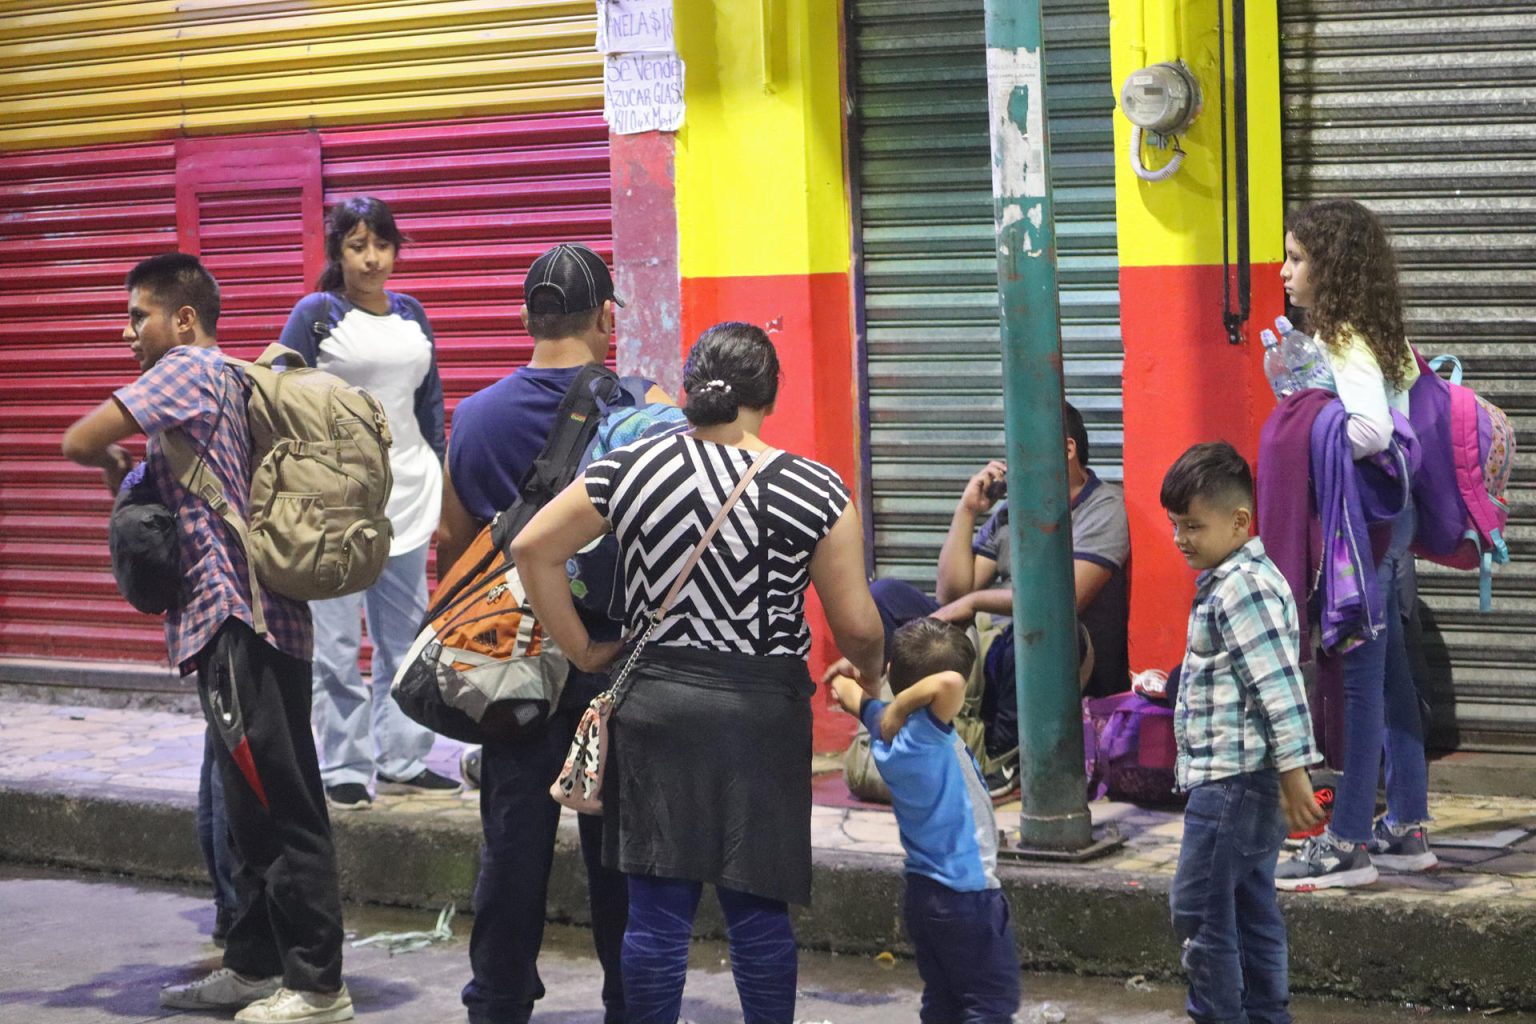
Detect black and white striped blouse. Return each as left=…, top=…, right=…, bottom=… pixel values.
left=584, top=433, right=850, bottom=657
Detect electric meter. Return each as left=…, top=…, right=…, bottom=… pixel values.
left=1120, top=62, right=1201, bottom=137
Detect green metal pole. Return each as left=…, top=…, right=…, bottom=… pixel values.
left=984, top=0, right=1093, bottom=851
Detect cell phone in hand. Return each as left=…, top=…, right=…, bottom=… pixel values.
left=985, top=478, right=1007, bottom=501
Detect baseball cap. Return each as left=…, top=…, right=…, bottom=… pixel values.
left=524, top=243, right=625, bottom=314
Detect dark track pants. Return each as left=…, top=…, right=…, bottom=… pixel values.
left=197, top=618, right=344, bottom=992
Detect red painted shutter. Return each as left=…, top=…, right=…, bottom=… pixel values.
left=0, top=113, right=612, bottom=681
left=315, top=113, right=616, bottom=408
left=0, top=141, right=180, bottom=668
left=175, top=134, right=325, bottom=358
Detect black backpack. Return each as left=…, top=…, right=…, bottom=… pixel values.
left=109, top=464, right=180, bottom=615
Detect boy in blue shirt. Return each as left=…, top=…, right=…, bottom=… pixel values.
left=829, top=618, right=1020, bottom=1023
left=1160, top=442, right=1325, bottom=1024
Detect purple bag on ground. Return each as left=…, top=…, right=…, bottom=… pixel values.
left=1083, top=692, right=1182, bottom=806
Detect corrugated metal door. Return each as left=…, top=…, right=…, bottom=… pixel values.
left=0, top=141, right=180, bottom=669
left=0, top=113, right=612, bottom=679
left=1281, top=0, right=1536, bottom=751
left=851, top=0, right=1123, bottom=585
left=0, top=1, right=601, bottom=150
left=320, top=114, right=616, bottom=402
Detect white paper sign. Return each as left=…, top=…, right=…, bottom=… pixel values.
left=604, top=53, right=685, bottom=134
left=597, top=0, right=674, bottom=54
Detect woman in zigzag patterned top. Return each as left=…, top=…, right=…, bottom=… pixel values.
left=513, top=321, right=886, bottom=1023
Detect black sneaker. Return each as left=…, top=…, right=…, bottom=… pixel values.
left=376, top=768, right=461, bottom=795
left=1367, top=817, right=1438, bottom=872
left=459, top=747, right=482, bottom=790
left=325, top=783, right=373, bottom=811
left=983, top=751, right=1020, bottom=800
left=1275, top=831, right=1378, bottom=891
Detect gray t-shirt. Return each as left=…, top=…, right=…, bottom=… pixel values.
left=973, top=472, right=1131, bottom=697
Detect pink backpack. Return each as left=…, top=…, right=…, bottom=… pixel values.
left=1406, top=351, right=1514, bottom=611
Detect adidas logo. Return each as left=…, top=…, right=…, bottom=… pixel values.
left=473, top=628, right=498, bottom=648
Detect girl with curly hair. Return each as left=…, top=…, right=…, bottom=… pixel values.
left=1273, top=198, right=1437, bottom=891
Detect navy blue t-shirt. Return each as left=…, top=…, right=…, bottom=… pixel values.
left=448, top=366, right=586, bottom=522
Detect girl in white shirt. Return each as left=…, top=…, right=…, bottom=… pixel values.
left=278, top=196, right=455, bottom=808
left=1274, top=198, right=1436, bottom=890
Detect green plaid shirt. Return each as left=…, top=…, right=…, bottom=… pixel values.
left=1175, top=538, right=1320, bottom=791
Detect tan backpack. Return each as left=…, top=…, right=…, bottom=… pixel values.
left=163, top=344, right=394, bottom=632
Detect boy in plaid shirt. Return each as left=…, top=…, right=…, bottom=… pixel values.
left=62, top=254, right=351, bottom=1023
left=1159, top=442, right=1324, bottom=1024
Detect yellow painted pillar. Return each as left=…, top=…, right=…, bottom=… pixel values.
left=1110, top=0, right=1287, bottom=667
left=673, top=0, right=859, bottom=748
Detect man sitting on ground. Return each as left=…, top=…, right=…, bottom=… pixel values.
left=866, top=401, right=1131, bottom=795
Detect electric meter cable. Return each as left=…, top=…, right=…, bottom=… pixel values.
left=1219, top=0, right=1251, bottom=345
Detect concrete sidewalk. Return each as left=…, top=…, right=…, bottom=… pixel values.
left=3, top=700, right=1536, bottom=1009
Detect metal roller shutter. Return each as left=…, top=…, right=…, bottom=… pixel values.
left=0, top=113, right=611, bottom=680
left=319, top=115, right=616, bottom=403
left=850, top=0, right=1123, bottom=586
left=1280, top=0, right=1536, bottom=750
left=0, top=142, right=179, bottom=669
left=0, top=0, right=601, bottom=151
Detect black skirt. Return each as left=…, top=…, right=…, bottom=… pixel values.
left=601, top=644, right=816, bottom=906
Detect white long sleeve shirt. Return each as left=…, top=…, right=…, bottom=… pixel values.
left=1324, top=327, right=1419, bottom=459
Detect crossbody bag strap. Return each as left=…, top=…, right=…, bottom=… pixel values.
left=654, top=446, right=781, bottom=624
left=607, top=446, right=781, bottom=700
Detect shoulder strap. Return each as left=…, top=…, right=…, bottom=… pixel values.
left=511, top=365, right=620, bottom=506
left=608, top=448, right=781, bottom=696
left=654, top=447, right=781, bottom=625
left=157, top=366, right=269, bottom=635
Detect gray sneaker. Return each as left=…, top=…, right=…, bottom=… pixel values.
left=1275, top=831, right=1379, bottom=891
left=1368, top=817, right=1438, bottom=872
left=160, top=968, right=281, bottom=1010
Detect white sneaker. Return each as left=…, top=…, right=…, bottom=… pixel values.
left=234, top=984, right=354, bottom=1022
left=160, top=967, right=281, bottom=1009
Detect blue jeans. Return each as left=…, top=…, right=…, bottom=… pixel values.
left=195, top=726, right=237, bottom=917
left=310, top=543, right=434, bottom=786
left=1170, top=771, right=1291, bottom=1024
left=1332, top=508, right=1429, bottom=842
left=904, top=874, right=1021, bottom=1024
left=622, top=875, right=798, bottom=1024
left=868, top=576, right=942, bottom=651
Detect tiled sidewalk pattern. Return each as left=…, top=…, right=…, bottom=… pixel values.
left=6, top=702, right=1536, bottom=907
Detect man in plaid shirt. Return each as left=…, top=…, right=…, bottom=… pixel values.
left=62, top=254, right=351, bottom=1023
left=1159, top=442, right=1324, bottom=1024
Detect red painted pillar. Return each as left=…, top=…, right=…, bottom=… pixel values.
left=610, top=131, right=682, bottom=391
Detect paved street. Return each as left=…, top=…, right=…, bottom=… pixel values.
left=2, top=867, right=1531, bottom=1024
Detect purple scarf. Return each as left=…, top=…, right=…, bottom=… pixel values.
left=1310, top=403, right=1419, bottom=652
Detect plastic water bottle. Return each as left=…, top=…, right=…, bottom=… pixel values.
left=1275, top=316, right=1336, bottom=392
left=1262, top=328, right=1297, bottom=398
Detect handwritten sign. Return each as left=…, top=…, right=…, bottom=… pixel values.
left=597, top=0, right=674, bottom=54
left=604, top=53, right=685, bottom=134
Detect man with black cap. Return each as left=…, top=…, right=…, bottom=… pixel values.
left=441, top=243, right=663, bottom=1024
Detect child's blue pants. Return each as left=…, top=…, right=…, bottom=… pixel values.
left=903, top=873, right=1021, bottom=1023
